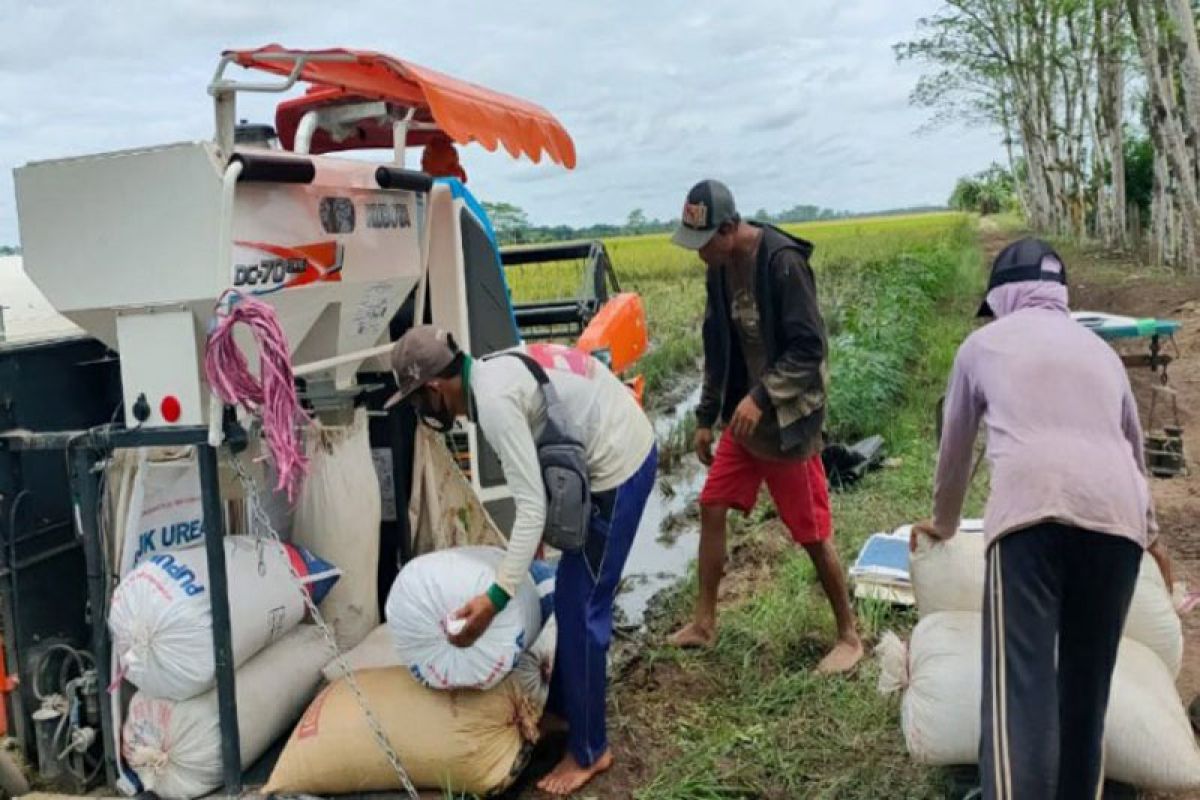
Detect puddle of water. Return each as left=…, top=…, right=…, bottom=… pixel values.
left=652, top=385, right=701, bottom=439
left=617, top=385, right=704, bottom=627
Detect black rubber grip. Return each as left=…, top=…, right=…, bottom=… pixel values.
left=232, top=154, right=315, bottom=184
left=375, top=167, right=434, bottom=193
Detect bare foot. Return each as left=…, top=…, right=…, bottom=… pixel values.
left=668, top=620, right=716, bottom=648
left=537, top=749, right=613, bottom=796
left=816, top=637, right=864, bottom=675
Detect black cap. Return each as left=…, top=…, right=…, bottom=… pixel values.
left=977, top=237, right=1067, bottom=317
left=671, top=180, right=738, bottom=250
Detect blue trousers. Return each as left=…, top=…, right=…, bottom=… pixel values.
left=547, top=445, right=657, bottom=767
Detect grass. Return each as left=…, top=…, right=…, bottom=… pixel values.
left=606, top=213, right=990, bottom=799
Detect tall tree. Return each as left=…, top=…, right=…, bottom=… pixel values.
left=482, top=201, right=532, bottom=244
left=625, top=208, right=648, bottom=235
left=1128, top=0, right=1200, bottom=269
left=901, top=0, right=1200, bottom=270
left=1093, top=0, right=1128, bottom=247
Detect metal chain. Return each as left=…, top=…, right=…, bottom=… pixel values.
left=226, top=450, right=421, bottom=800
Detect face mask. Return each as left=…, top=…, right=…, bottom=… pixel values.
left=414, top=387, right=456, bottom=432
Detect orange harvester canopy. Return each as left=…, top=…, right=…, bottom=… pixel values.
left=224, top=45, right=577, bottom=168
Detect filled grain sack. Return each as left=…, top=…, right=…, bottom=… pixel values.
left=109, top=536, right=339, bottom=700
left=110, top=446, right=268, bottom=577
left=408, top=425, right=509, bottom=555
left=324, top=616, right=559, bottom=710
left=293, top=409, right=381, bottom=650
left=878, top=611, right=1200, bottom=791
left=320, top=623, right=397, bottom=683
left=117, top=452, right=205, bottom=577
left=512, top=616, right=557, bottom=712
left=909, top=529, right=1183, bottom=675
left=262, top=667, right=542, bottom=797
left=1121, top=555, right=1183, bottom=676
left=386, top=547, right=551, bottom=691
left=122, top=625, right=328, bottom=799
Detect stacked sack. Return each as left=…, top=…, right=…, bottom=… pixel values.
left=386, top=547, right=555, bottom=690
left=878, top=524, right=1200, bottom=792
left=265, top=547, right=557, bottom=797
left=110, top=536, right=340, bottom=798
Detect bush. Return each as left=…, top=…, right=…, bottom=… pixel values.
left=822, top=220, right=974, bottom=441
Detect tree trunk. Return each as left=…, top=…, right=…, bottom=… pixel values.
left=1151, top=147, right=1170, bottom=265
left=1001, top=96, right=1032, bottom=216
left=1164, top=0, right=1200, bottom=172
left=1095, top=0, right=1128, bottom=248
left=1129, top=0, right=1200, bottom=268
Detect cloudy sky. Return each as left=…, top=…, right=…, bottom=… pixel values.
left=0, top=0, right=1003, bottom=245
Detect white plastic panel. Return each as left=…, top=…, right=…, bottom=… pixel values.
left=116, top=309, right=204, bottom=427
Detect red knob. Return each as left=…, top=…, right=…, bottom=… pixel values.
left=161, top=395, right=182, bottom=423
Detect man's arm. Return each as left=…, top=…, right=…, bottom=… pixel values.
left=750, top=254, right=825, bottom=425
left=476, top=391, right=546, bottom=598
left=931, top=345, right=983, bottom=538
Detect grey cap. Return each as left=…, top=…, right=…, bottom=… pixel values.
left=383, top=325, right=458, bottom=409
left=671, top=179, right=738, bottom=250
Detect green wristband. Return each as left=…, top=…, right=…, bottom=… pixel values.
left=486, top=583, right=511, bottom=612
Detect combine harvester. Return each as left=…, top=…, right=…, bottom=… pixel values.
left=1, top=45, right=646, bottom=796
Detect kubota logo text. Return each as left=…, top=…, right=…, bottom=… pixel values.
left=232, top=241, right=344, bottom=295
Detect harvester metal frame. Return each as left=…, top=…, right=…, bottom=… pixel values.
left=501, top=241, right=621, bottom=341
left=0, top=425, right=245, bottom=794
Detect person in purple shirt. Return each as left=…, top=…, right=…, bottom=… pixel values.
left=912, top=238, right=1159, bottom=799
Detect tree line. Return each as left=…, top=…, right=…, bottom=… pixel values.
left=899, top=0, right=1200, bottom=271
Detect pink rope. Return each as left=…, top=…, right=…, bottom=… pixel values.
left=204, top=291, right=310, bottom=501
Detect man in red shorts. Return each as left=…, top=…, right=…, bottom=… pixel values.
left=667, top=180, right=862, bottom=673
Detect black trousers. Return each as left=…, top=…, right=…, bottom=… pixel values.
left=980, top=523, right=1142, bottom=800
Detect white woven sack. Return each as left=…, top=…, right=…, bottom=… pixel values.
left=118, top=452, right=205, bottom=577
left=322, top=617, right=557, bottom=711
left=294, top=409, right=381, bottom=650
left=385, top=546, right=543, bottom=691
left=123, top=625, right=327, bottom=799
left=109, top=536, right=308, bottom=700
left=909, top=529, right=1183, bottom=675
left=881, top=611, right=1200, bottom=791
